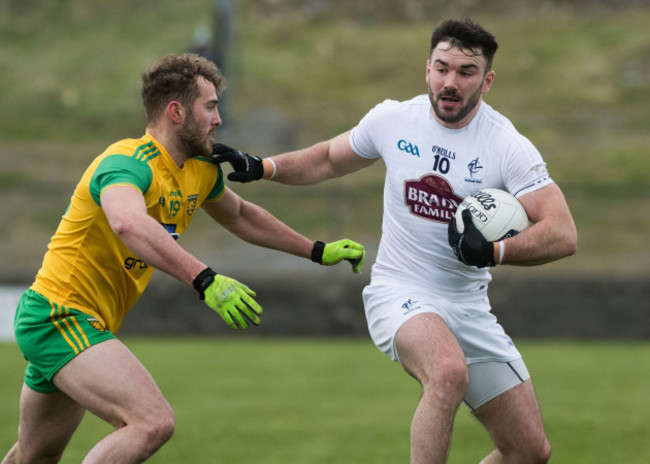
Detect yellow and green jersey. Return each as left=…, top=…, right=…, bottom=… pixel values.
left=31, top=132, right=225, bottom=333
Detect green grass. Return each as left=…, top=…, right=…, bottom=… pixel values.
left=1, top=338, right=649, bottom=463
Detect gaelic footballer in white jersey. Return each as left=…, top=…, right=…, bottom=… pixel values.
left=350, top=95, right=552, bottom=297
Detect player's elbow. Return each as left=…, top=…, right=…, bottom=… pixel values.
left=566, top=234, right=578, bottom=257
left=560, top=226, right=578, bottom=258
left=108, top=213, right=139, bottom=241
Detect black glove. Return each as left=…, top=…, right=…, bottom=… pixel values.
left=448, top=209, right=495, bottom=268
left=211, top=143, right=264, bottom=183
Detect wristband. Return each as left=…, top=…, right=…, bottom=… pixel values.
left=311, top=241, right=326, bottom=264
left=497, top=241, right=505, bottom=264
left=192, top=267, right=216, bottom=300
left=268, top=158, right=277, bottom=180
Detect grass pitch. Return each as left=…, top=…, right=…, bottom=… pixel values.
left=1, top=338, right=649, bottom=463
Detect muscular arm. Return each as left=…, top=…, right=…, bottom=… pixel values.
left=202, top=188, right=314, bottom=259
left=101, top=185, right=207, bottom=286
left=262, top=131, right=377, bottom=185
left=501, top=183, right=578, bottom=266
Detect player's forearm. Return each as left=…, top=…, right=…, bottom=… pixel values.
left=102, top=186, right=207, bottom=285
left=501, top=183, right=578, bottom=266
left=114, top=212, right=206, bottom=285
left=500, top=219, right=577, bottom=266
left=262, top=140, right=336, bottom=185
left=219, top=200, right=314, bottom=259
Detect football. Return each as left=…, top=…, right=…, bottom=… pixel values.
left=454, top=188, right=530, bottom=241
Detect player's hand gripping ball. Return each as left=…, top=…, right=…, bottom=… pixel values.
left=448, top=189, right=529, bottom=268
left=448, top=209, right=495, bottom=268
left=453, top=188, right=529, bottom=242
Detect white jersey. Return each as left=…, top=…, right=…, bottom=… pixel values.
left=350, top=95, right=552, bottom=297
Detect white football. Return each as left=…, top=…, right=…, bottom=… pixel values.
left=454, top=188, right=529, bottom=241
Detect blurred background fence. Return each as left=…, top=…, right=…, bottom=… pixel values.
left=1, top=0, right=649, bottom=340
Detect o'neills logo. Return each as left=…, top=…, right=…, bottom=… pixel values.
left=404, top=174, right=463, bottom=223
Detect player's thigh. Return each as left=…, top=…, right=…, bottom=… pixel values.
left=53, top=338, right=173, bottom=428
left=472, top=379, right=547, bottom=451
left=395, top=312, right=467, bottom=383
left=17, top=383, right=85, bottom=461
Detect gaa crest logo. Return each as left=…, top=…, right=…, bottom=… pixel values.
left=464, top=157, right=484, bottom=184
left=187, top=194, right=198, bottom=216
left=87, top=318, right=106, bottom=332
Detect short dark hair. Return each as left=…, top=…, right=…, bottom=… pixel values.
left=141, top=53, right=226, bottom=123
left=430, top=19, right=498, bottom=71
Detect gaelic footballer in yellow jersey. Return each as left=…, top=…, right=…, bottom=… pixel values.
left=4, top=53, right=368, bottom=464
left=31, top=131, right=225, bottom=333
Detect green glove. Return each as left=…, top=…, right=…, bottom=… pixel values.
left=311, top=239, right=366, bottom=274
left=193, top=268, right=262, bottom=330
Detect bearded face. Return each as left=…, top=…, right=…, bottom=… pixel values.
left=178, top=108, right=213, bottom=158
left=428, top=82, right=484, bottom=127
left=177, top=76, right=221, bottom=159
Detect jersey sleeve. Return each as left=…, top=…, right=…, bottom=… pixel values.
left=89, top=154, right=153, bottom=205
left=349, top=99, right=398, bottom=159
left=503, top=136, right=553, bottom=198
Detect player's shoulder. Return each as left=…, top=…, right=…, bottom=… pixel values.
left=86, top=136, right=157, bottom=181
left=364, top=95, right=429, bottom=124
left=371, top=94, right=428, bottom=111
left=475, top=103, right=521, bottom=137
left=476, top=103, right=540, bottom=157
left=101, top=135, right=161, bottom=162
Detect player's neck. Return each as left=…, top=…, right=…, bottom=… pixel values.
left=147, top=125, right=187, bottom=168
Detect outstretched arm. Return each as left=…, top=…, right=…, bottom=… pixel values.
left=102, top=185, right=262, bottom=329
left=212, top=130, right=377, bottom=185
left=202, top=188, right=365, bottom=272
left=203, top=188, right=314, bottom=258
left=262, top=131, right=376, bottom=185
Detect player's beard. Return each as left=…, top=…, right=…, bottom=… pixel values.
left=178, top=109, right=212, bottom=158
left=429, top=84, right=482, bottom=126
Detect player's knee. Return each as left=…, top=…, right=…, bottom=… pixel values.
left=137, top=409, right=175, bottom=457
left=423, top=358, right=468, bottom=404
left=16, top=437, right=67, bottom=464
left=18, top=447, right=64, bottom=464
left=1, top=442, right=20, bottom=464
left=503, top=434, right=551, bottom=463
left=524, top=431, right=551, bottom=463
left=532, top=436, right=552, bottom=463
left=442, top=357, right=469, bottom=392
left=151, top=411, right=176, bottom=446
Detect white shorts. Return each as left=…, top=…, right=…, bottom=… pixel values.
left=362, top=279, right=529, bottom=409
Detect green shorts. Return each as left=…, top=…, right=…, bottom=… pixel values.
left=14, top=289, right=116, bottom=393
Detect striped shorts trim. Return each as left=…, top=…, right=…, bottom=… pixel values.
left=48, top=298, right=93, bottom=355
